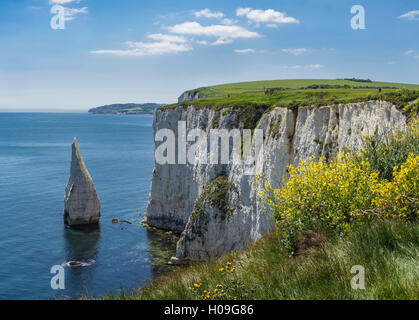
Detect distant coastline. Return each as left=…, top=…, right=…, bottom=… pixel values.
left=88, top=103, right=165, bottom=115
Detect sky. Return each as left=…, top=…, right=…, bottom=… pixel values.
left=0, top=0, right=418, bottom=111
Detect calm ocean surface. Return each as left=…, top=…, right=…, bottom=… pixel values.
left=0, top=112, right=171, bottom=299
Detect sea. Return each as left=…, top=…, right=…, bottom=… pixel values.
left=0, top=112, right=175, bottom=299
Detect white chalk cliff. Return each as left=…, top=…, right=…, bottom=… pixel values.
left=178, top=91, right=201, bottom=103
left=145, top=101, right=407, bottom=260
left=64, top=138, right=101, bottom=227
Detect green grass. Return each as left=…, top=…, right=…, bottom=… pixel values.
left=161, top=79, right=419, bottom=114
left=102, top=221, right=419, bottom=300
left=185, top=79, right=419, bottom=98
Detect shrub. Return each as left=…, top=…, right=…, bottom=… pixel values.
left=372, top=154, right=419, bottom=221
left=257, top=146, right=418, bottom=253
left=404, top=99, right=419, bottom=118
left=256, top=154, right=380, bottom=253
left=355, top=119, right=419, bottom=181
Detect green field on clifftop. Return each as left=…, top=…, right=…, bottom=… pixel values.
left=163, top=79, right=419, bottom=114
left=187, top=79, right=419, bottom=98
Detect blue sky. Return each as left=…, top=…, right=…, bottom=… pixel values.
left=0, top=0, right=418, bottom=111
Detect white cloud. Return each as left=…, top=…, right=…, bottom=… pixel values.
left=403, top=50, right=419, bottom=59
left=234, top=48, right=255, bottom=54
left=236, top=8, right=299, bottom=26
left=193, top=10, right=238, bottom=26
left=90, top=37, right=192, bottom=57
left=166, top=21, right=260, bottom=39
left=147, top=33, right=188, bottom=43
left=387, top=61, right=396, bottom=65
left=281, top=64, right=324, bottom=69
left=211, top=38, right=233, bottom=46
left=398, top=10, right=419, bottom=20
left=49, top=1, right=86, bottom=22
left=282, top=48, right=308, bottom=55
left=61, top=6, right=88, bottom=21
left=194, top=9, right=224, bottom=19
left=49, top=0, right=83, bottom=4
left=165, top=21, right=260, bottom=46
left=222, top=18, right=238, bottom=25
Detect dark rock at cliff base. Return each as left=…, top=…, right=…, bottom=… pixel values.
left=64, top=138, right=101, bottom=227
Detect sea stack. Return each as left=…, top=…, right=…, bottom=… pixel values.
left=64, top=138, right=101, bottom=227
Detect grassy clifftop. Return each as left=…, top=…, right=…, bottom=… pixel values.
left=184, top=79, right=419, bottom=98
left=162, top=79, right=419, bottom=114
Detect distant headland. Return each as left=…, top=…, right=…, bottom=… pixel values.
left=88, top=103, right=165, bottom=115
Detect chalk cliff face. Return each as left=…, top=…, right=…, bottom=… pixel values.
left=145, top=101, right=406, bottom=260
left=64, top=138, right=101, bottom=227
left=178, top=91, right=201, bottom=103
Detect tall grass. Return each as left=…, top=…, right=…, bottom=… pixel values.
left=102, top=221, right=418, bottom=300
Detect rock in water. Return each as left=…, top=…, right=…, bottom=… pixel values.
left=64, top=138, right=101, bottom=226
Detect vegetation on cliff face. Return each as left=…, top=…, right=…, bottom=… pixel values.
left=355, top=119, right=419, bottom=181
left=191, top=175, right=238, bottom=222
left=88, top=103, right=164, bottom=115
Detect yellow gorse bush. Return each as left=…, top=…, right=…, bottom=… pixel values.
left=259, top=154, right=380, bottom=233
left=257, top=150, right=418, bottom=252
left=373, top=153, right=419, bottom=220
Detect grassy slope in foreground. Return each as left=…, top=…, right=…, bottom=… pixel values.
left=104, top=221, right=418, bottom=300
left=162, top=79, right=419, bottom=112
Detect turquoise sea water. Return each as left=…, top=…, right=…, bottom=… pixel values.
left=0, top=113, right=166, bottom=299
